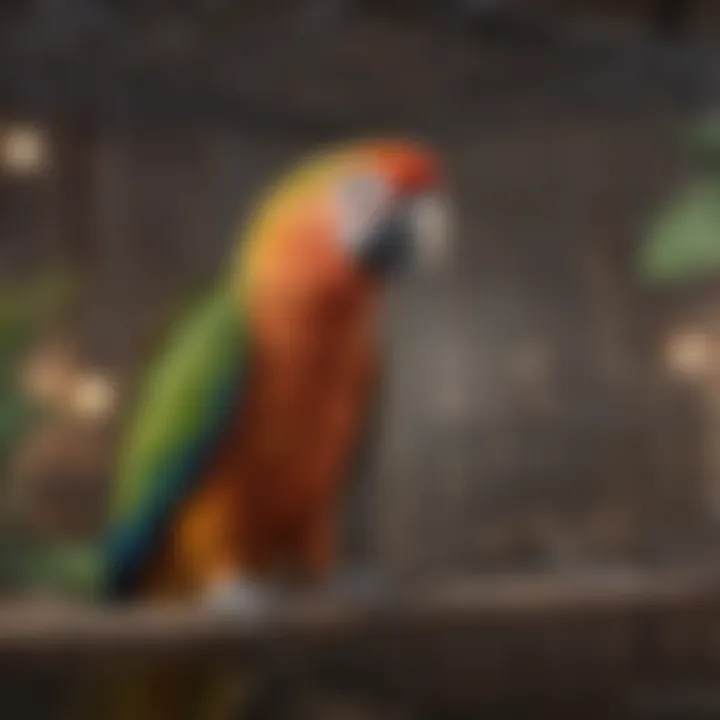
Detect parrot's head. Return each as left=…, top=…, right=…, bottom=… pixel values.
left=241, top=140, right=453, bottom=293
left=330, top=140, right=452, bottom=277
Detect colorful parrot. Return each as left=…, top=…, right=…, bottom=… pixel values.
left=106, top=138, right=450, bottom=608
left=101, top=138, right=450, bottom=719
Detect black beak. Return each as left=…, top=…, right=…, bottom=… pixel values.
left=358, top=210, right=412, bottom=276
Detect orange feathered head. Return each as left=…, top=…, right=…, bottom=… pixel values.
left=239, top=139, right=453, bottom=286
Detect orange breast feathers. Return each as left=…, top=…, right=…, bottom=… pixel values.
left=150, top=215, right=381, bottom=596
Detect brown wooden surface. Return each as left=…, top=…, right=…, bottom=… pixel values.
left=1, top=568, right=720, bottom=716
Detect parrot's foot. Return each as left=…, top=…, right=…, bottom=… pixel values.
left=201, top=577, right=278, bottom=626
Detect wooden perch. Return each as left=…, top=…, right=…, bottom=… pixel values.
left=0, top=567, right=716, bottom=659
left=1, top=567, right=720, bottom=716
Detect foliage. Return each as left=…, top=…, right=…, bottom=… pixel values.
left=639, top=116, right=720, bottom=286
left=0, top=268, right=101, bottom=598
left=0, top=539, right=104, bottom=599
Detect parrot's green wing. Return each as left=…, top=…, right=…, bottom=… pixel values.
left=105, top=289, right=248, bottom=598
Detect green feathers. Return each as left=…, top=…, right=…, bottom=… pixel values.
left=107, top=288, right=248, bottom=596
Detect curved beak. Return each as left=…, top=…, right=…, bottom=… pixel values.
left=409, top=192, right=454, bottom=272
left=354, top=190, right=454, bottom=277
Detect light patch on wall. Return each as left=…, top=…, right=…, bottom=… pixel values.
left=664, top=330, right=711, bottom=378
left=21, top=342, right=77, bottom=407
left=21, top=340, right=117, bottom=422
left=70, top=373, right=117, bottom=421
left=1, top=124, right=49, bottom=177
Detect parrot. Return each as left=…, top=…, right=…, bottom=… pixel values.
left=103, top=138, right=451, bottom=719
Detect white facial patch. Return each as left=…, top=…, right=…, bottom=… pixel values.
left=336, top=173, right=394, bottom=255
left=410, top=192, right=453, bottom=271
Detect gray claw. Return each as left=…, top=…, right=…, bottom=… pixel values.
left=202, top=578, right=278, bottom=626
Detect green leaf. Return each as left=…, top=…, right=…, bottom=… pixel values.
left=687, top=115, right=720, bottom=171
left=638, top=179, right=720, bottom=286
left=11, top=542, right=105, bottom=599
left=0, top=268, right=75, bottom=358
